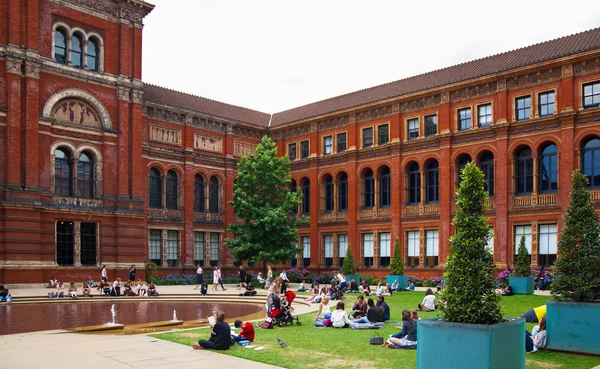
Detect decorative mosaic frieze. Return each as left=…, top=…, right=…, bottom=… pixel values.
left=234, top=141, right=256, bottom=157
left=58, top=0, right=152, bottom=24
left=52, top=99, right=101, bottom=128
left=317, top=115, right=350, bottom=131
left=232, top=126, right=264, bottom=140
left=573, top=58, right=600, bottom=76
left=357, top=104, right=399, bottom=123
left=150, top=124, right=181, bottom=146
left=506, top=69, right=561, bottom=89
left=401, top=95, right=441, bottom=114
left=450, top=82, right=498, bottom=103
left=194, top=134, right=222, bottom=153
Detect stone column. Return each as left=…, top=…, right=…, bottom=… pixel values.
left=531, top=222, right=539, bottom=269
left=74, top=221, right=82, bottom=267
left=332, top=234, right=339, bottom=269
left=373, top=231, right=380, bottom=268
left=333, top=181, right=338, bottom=212
left=418, top=228, right=425, bottom=268
left=204, top=232, right=211, bottom=267
left=420, top=171, right=426, bottom=204
left=162, top=230, right=168, bottom=267
left=532, top=155, right=539, bottom=194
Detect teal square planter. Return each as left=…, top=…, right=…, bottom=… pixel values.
left=386, top=275, right=408, bottom=290
left=417, top=318, right=525, bottom=369
left=509, top=276, right=534, bottom=294
left=547, top=300, right=600, bottom=355
left=344, top=274, right=360, bottom=285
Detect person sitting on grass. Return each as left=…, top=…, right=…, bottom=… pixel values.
left=378, top=296, right=391, bottom=320
left=405, top=280, right=415, bottom=292
left=359, top=280, right=371, bottom=295
left=390, top=280, right=399, bottom=292
left=328, top=281, right=342, bottom=300
left=331, top=301, right=352, bottom=328
left=354, top=298, right=382, bottom=324
left=531, top=316, right=547, bottom=351
left=384, top=309, right=417, bottom=348
left=436, top=279, right=445, bottom=293
left=193, top=311, right=234, bottom=350
left=232, top=320, right=255, bottom=342
left=502, top=283, right=513, bottom=296
left=314, top=296, right=331, bottom=321
left=351, top=295, right=367, bottom=318
left=297, top=280, right=308, bottom=292
left=521, top=304, right=546, bottom=323
left=200, top=280, right=208, bottom=296
left=418, top=288, right=436, bottom=311
left=348, top=279, right=359, bottom=293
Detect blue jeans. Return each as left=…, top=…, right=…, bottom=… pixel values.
left=354, top=317, right=370, bottom=324
left=0, top=296, right=12, bottom=302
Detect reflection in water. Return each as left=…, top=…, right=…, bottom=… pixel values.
left=0, top=301, right=262, bottom=335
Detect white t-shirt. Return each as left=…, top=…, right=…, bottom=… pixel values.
left=422, top=295, right=436, bottom=310
left=337, top=273, right=346, bottom=283
left=213, top=270, right=219, bottom=281
left=331, top=309, right=351, bottom=328
left=197, top=266, right=203, bottom=274
left=101, top=268, right=107, bottom=278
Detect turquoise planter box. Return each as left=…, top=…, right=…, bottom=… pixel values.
left=417, top=318, right=525, bottom=369
left=386, top=275, right=408, bottom=290
left=547, top=300, right=600, bottom=355
left=344, top=274, right=360, bottom=285
left=509, top=276, right=534, bottom=294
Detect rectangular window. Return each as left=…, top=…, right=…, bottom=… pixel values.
left=538, top=91, right=555, bottom=117
left=478, top=104, right=492, bottom=127
left=378, top=124, right=389, bottom=145
left=538, top=224, right=557, bottom=266
left=583, top=81, right=600, bottom=108
left=407, top=231, right=419, bottom=267
left=363, top=233, right=374, bottom=267
left=514, top=225, right=532, bottom=264
left=363, top=127, right=373, bottom=148
left=80, top=222, right=97, bottom=266
left=288, top=143, right=297, bottom=161
left=323, top=136, right=333, bottom=155
left=167, top=230, right=179, bottom=267
left=209, top=232, right=220, bottom=266
left=149, top=229, right=162, bottom=266
left=338, top=234, right=348, bottom=267
left=337, top=133, right=346, bottom=153
left=425, top=114, right=437, bottom=137
left=458, top=108, right=471, bottom=131
left=379, top=232, right=391, bottom=268
left=516, top=96, right=531, bottom=121
left=487, top=227, right=494, bottom=255
left=425, top=230, right=438, bottom=267
left=407, top=118, right=419, bottom=140
left=194, top=231, right=204, bottom=266
left=324, top=235, right=333, bottom=267
left=56, top=221, right=74, bottom=266
left=302, top=236, right=311, bottom=267
left=300, top=141, right=309, bottom=159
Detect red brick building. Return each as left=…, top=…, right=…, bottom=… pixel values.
left=1, top=0, right=600, bottom=283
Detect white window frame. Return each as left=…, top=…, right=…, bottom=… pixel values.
left=407, top=231, right=419, bottom=257
left=363, top=233, right=374, bottom=257
left=379, top=232, right=391, bottom=258
left=539, top=224, right=557, bottom=255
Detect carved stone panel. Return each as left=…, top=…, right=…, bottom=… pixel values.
left=194, top=134, right=222, bottom=153
left=52, top=99, right=101, bottom=128
left=150, top=124, right=181, bottom=146
left=234, top=141, right=257, bottom=157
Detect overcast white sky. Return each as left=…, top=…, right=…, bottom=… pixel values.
left=142, top=0, right=600, bottom=114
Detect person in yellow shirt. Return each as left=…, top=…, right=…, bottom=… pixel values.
left=521, top=304, right=546, bottom=323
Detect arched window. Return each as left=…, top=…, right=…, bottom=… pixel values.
left=291, top=179, right=298, bottom=215
left=408, top=162, right=420, bottom=204
left=166, top=170, right=178, bottom=210
left=338, top=172, right=348, bottom=212
left=479, top=152, right=495, bottom=196
left=54, top=28, right=67, bottom=64
left=77, top=152, right=93, bottom=198
left=457, top=155, right=471, bottom=188
left=515, top=147, right=533, bottom=195
left=324, top=175, right=334, bottom=212
left=379, top=166, right=391, bottom=208
left=71, top=33, right=83, bottom=68
left=209, top=176, right=220, bottom=213
left=363, top=168, right=374, bottom=209
left=148, top=168, right=162, bottom=208
left=426, top=160, right=439, bottom=203
left=194, top=174, right=205, bottom=212
left=539, top=144, right=558, bottom=193
left=54, top=148, right=72, bottom=196
left=302, top=178, right=310, bottom=215
left=582, top=138, right=600, bottom=188
left=87, top=38, right=98, bottom=71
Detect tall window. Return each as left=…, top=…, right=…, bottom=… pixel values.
left=300, top=140, right=309, bottom=159
left=538, top=91, right=555, bottom=117
left=378, top=124, right=389, bottom=145
left=363, top=127, right=373, bottom=148
left=87, top=38, right=99, bottom=71
left=539, top=224, right=557, bottom=266
left=515, top=147, right=533, bottom=195
left=408, top=162, right=420, bottom=204
left=302, top=178, right=310, bottom=214
left=337, top=133, right=347, bottom=153
left=514, top=225, right=532, bottom=263
left=479, top=152, right=495, bottom=196
left=582, top=138, right=600, bottom=188
left=539, top=144, right=558, bottom=193
left=71, top=33, right=83, bottom=68
left=583, top=81, right=600, bottom=108
left=426, top=161, right=439, bottom=203
left=338, top=234, right=348, bottom=266
left=458, top=108, right=471, bottom=131
left=324, top=175, right=334, bottom=212
left=363, top=169, right=374, bottom=209
left=407, top=118, right=419, bottom=140
left=166, top=170, right=178, bottom=210
left=194, top=174, right=205, bottom=212
left=80, top=222, right=97, bottom=266
left=363, top=233, right=374, bottom=267
left=323, top=136, right=333, bottom=155
left=425, top=114, right=437, bottom=137
left=379, top=232, right=391, bottom=267
left=457, top=155, right=471, bottom=188
left=149, top=229, right=162, bottom=266
left=478, top=104, right=492, bottom=127
left=324, top=235, right=333, bottom=267
left=425, top=230, right=439, bottom=267
left=167, top=230, right=179, bottom=267
left=149, top=168, right=162, bottom=208
left=379, top=166, right=390, bottom=208
left=209, top=176, right=219, bottom=213
left=338, top=172, right=348, bottom=211
left=407, top=231, right=419, bottom=267
left=77, top=152, right=93, bottom=198
left=516, top=96, right=531, bottom=121
left=194, top=231, right=204, bottom=266
left=54, top=28, right=67, bottom=64
left=288, top=143, right=297, bottom=161
left=56, top=221, right=74, bottom=265
left=302, top=236, right=310, bottom=267
left=55, top=149, right=72, bottom=197
left=209, top=233, right=221, bottom=266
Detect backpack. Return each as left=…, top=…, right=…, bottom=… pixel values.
left=261, top=317, right=273, bottom=329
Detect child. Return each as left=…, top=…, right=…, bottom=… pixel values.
left=103, top=281, right=111, bottom=296
left=200, top=280, right=208, bottom=296
left=297, top=280, right=307, bottom=292
left=68, top=281, right=78, bottom=299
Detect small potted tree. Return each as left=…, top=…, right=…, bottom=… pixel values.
left=547, top=170, right=600, bottom=355
left=342, top=245, right=359, bottom=286
left=508, top=235, right=534, bottom=294
left=417, top=162, right=524, bottom=369
left=386, top=237, right=408, bottom=289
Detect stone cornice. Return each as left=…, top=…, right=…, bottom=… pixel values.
left=50, top=0, right=154, bottom=25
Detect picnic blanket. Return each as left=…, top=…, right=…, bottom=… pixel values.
left=351, top=322, right=385, bottom=330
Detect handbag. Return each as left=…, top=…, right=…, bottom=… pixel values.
left=370, top=332, right=384, bottom=345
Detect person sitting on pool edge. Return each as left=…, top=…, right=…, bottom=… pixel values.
left=232, top=320, right=255, bottom=342
left=193, top=311, right=234, bottom=350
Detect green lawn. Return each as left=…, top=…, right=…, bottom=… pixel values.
left=151, top=293, right=600, bottom=369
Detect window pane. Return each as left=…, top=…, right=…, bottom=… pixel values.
left=87, top=39, right=98, bottom=71
left=194, top=231, right=205, bottom=264
left=324, top=136, right=333, bottom=155
left=337, top=133, right=346, bottom=153
left=71, top=34, right=83, bottom=68
left=209, top=176, right=219, bottom=213
left=300, top=141, right=309, bottom=159
left=516, top=96, right=531, bottom=121
left=338, top=173, right=348, bottom=211
left=288, top=143, right=297, bottom=161
left=209, top=233, right=220, bottom=266
left=458, top=108, right=471, bottom=131
left=167, top=230, right=179, bottom=267
left=425, top=115, right=437, bottom=136
left=338, top=234, right=348, bottom=266
left=149, top=229, right=162, bottom=266
left=478, top=104, right=492, bottom=127
left=166, top=171, right=178, bottom=210
left=55, top=149, right=72, bottom=196
left=194, top=175, right=205, bottom=212
left=80, top=222, right=97, bottom=266
left=55, top=29, right=67, bottom=64
left=56, top=221, right=74, bottom=265
left=378, top=125, right=389, bottom=145
left=149, top=168, right=162, bottom=208
left=408, top=119, right=419, bottom=140
left=363, top=128, right=373, bottom=148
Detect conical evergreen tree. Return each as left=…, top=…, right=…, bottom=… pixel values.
left=342, top=246, right=357, bottom=275
left=390, top=237, right=404, bottom=275
left=514, top=235, right=532, bottom=277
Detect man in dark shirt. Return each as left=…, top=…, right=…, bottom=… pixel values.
left=193, top=311, right=233, bottom=350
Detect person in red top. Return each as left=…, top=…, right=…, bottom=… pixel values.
left=232, top=320, right=255, bottom=342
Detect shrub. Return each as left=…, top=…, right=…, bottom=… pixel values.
left=342, top=246, right=357, bottom=275
left=407, top=275, right=425, bottom=287
left=552, top=169, right=600, bottom=302
left=389, top=237, right=404, bottom=276
left=514, top=235, right=532, bottom=277
left=359, top=274, right=379, bottom=286
left=145, top=262, right=157, bottom=282
left=284, top=267, right=309, bottom=283
left=495, top=269, right=513, bottom=288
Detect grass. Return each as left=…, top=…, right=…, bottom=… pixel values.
left=151, top=293, right=600, bottom=369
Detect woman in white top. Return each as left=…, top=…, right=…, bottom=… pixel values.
left=314, top=296, right=330, bottom=321
left=531, top=316, right=547, bottom=351
left=212, top=266, right=219, bottom=290
left=101, top=265, right=107, bottom=282
left=280, top=270, right=289, bottom=293
left=331, top=301, right=352, bottom=328
left=194, top=264, right=203, bottom=290
left=418, top=288, right=436, bottom=311
left=266, top=266, right=273, bottom=288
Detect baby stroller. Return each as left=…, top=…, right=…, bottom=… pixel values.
left=270, top=291, right=301, bottom=327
